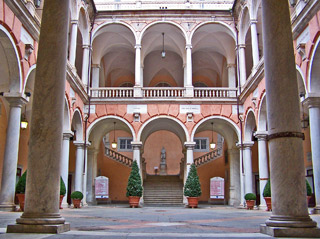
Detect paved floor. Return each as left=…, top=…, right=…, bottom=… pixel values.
left=0, top=205, right=319, bottom=238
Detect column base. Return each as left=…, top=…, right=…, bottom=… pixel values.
left=7, top=223, right=70, bottom=234
left=258, top=204, right=268, bottom=211
left=260, top=224, right=320, bottom=238
left=0, top=204, right=16, bottom=212
left=311, top=207, right=320, bottom=214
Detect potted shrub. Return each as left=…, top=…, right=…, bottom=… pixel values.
left=15, top=171, right=27, bottom=211
left=71, top=191, right=83, bottom=208
left=306, top=179, right=312, bottom=206
left=245, top=193, right=256, bottom=210
left=126, top=160, right=143, bottom=208
left=263, top=179, right=272, bottom=211
left=184, top=164, right=202, bottom=208
left=59, top=177, right=66, bottom=209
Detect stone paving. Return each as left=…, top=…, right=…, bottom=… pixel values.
left=0, top=205, right=319, bottom=238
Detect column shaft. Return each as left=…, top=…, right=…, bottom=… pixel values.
left=134, top=45, right=142, bottom=97
left=227, top=64, right=236, bottom=88
left=91, top=65, right=100, bottom=88
left=8, top=0, right=71, bottom=233
left=239, top=45, right=247, bottom=86
left=69, top=21, right=78, bottom=66
left=82, top=45, right=90, bottom=87
left=74, top=142, right=84, bottom=192
left=261, top=0, right=319, bottom=234
left=185, top=45, right=194, bottom=97
left=0, top=96, right=27, bottom=210
left=250, top=20, right=260, bottom=67
left=228, top=149, right=240, bottom=206
left=243, top=143, right=254, bottom=195
left=86, top=149, right=99, bottom=204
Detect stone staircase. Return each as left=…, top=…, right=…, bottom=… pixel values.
left=143, top=175, right=183, bottom=206
left=104, top=147, right=133, bottom=167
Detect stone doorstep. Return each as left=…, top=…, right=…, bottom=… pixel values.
left=260, top=224, right=320, bottom=238
left=6, top=223, right=70, bottom=234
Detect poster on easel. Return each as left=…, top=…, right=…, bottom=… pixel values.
left=210, top=177, right=224, bottom=199
left=95, top=176, right=109, bottom=199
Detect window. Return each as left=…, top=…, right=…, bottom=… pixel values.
left=155, top=82, right=171, bottom=87
left=118, top=137, right=133, bottom=151
left=194, top=138, right=209, bottom=152
left=194, top=82, right=208, bottom=87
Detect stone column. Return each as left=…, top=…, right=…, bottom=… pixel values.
left=82, top=44, right=91, bottom=87
left=91, top=64, right=100, bottom=88
left=238, top=44, right=247, bottom=87
left=227, top=64, right=236, bottom=88
left=243, top=141, right=254, bottom=195
left=82, top=142, right=90, bottom=206
left=250, top=19, right=260, bottom=68
left=254, top=131, right=269, bottom=209
left=74, top=141, right=84, bottom=192
left=68, top=20, right=78, bottom=66
left=7, top=0, right=70, bottom=233
left=260, top=0, right=320, bottom=236
left=86, top=148, right=99, bottom=204
left=132, top=141, right=142, bottom=168
left=228, top=148, right=241, bottom=206
left=134, top=44, right=142, bottom=97
left=184, top=142, right=195, bottom=183
left=60, top=131, right=74, bottom=208
left=185, top=44, right=194, bottom=97
left=0, top=94, right=27, bottom=211
left=305, top=96, right=320, bottom=214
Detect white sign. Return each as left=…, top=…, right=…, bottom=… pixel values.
left=210, top=177, right=224, bottom=199
left=180, top=105, right=201, bottom=114
left=95, top=176, right=109, bottom=199
left=84, top=105, right=96, bottom=114
left=297, top=27, right=310, bottom=45
left=127, top=105, right=147, bottom=114
left=20, top=27, right=33, bottom=45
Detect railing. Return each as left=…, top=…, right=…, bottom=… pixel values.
left=91, top=88, right=134, bottom=98
left=194, top=147, right=223, bottom=167
left=194, top=88, right=237, bottom=98
left=142, top=87, right=185, bottom=98
left=105, top=147, right=133, bottom=167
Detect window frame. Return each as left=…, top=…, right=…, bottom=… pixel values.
left=194, top=137, right=209, bottom=152
left=117, top=137, right=133, bottom=152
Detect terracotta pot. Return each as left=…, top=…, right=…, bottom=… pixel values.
left=187, top=197, right=199, bottom=208
left=264, top=197, right=272, bottom=211
left=59, top=195, right=64, bottom=209
left=246, top=200, right=255, bottom=210
left=72, top=198, right=82, bottom=208
left=307, top=196, right=312, bottom=206
left=128, top=196, right=140, bottom=208
left=16, top=194, right=25, bottom=212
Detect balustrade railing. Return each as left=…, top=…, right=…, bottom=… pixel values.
left=91, top=88, right=134, bottom=98
left=142, top=87, right=185, bottom=98
left=105, top=147, right=133, bottom=167
left=194, top=88, right=237, bottom=98
left=194, top=147, right=223, bottom=167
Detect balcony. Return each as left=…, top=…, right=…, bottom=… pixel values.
left=90, top=87, right=238, bottom=103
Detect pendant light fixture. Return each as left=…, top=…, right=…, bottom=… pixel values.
left=210, top=122, right=216, bottom=150
left=161, top=32, right=166, bottom=58
left=111, top=122, right=117, bottom=149
left=20, top=105, right=28, bottom=129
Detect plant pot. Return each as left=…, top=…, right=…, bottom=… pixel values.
left=128, top=196, right=140, bottom=208
left=307, top=196, right=312, bottom=206
left=16, top=194, right=25, bottom=212
left=72, top=198, right=82, bottom=208
left=264, top=197, right=272, bottom=211
left=246, top=200, right=255, bottom=210
left=59, top=195, right=64, bottom=209
left=187, top=197, right=199, bottom=208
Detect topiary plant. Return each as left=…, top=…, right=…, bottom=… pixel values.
left=184, top=164, right=202, bottom=197
left=245, top=193, right=256, bottom=201
left=16, top=171, right=27, bottom=194
left=60, top=177, right=66, bottom=196
left=263, top=179, right=271, bottom=197
left=126, top=161, right=143, bottom=197
left=306, top=179, right=312, bottom=196
left=71, top=191, right=83, bottom=200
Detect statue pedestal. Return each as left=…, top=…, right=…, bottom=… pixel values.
left=159, top=163, right=167, bottom=175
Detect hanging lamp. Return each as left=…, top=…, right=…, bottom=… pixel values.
left=161, top=32, right=166, bottom=58
left=210, top=122, right=216, bottom=149
left=111, top=122, right=117, bottom=149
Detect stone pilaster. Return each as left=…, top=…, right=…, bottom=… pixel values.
left=254, top=131, right=269, bottom=209
left=0, top=94, right=28, bottom=211
left=227, top=64, right=236, bottom=88
left=305, top=96, right=320, bottom=214
left=228, top=148, right=241, bottom=206
left=86, top=148, right=99, bottom=204
left=7, top=0, right=70, bottom=233
left=91, top=64, right=100, bottom=88
left=260, top=0, right=320, bottom=236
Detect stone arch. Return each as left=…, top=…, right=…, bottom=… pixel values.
left=0, top=24, right=22, bottom=93
left=308, top=36, right=320, bottom=93
left=257, top=93, right=267, bottom=131
left=71, top=109, right=84, bottom=142
left=63, top=96, right=71, bottom=132
left=244, top=109, right=257, bottom=141
left=238, top=6, right=251, bottom=45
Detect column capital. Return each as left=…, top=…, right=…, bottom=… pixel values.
left=73, top=141, right=85, bottom=148
left=186, top=44, right=192, bottom=50
left=227, top=63, right=236, bottom=69
left=87, top=148, right=99, bottom=155
left=131, top=141, right=142, bottom=149
left=184, top=141, right=196, bottom=149
left=82, top=44, right=91, bottom=50
left=135, top=44, right=141, bottom=49
left=238, top=44, right=246, bottom=49
left=250, top=19, right=258, bottom=25
left=237, top=141, right=254, bottom=149
left=3, top=93, right=28, bottom=107
left=92, top=64, right=100, bottom=69
left=304, top=95, right=320, bottom=109
left=70, top=20, right=78, bottom=25
left=63, top=131, right=74, bottom=140
left=254, top=131, right=268, bottom=140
